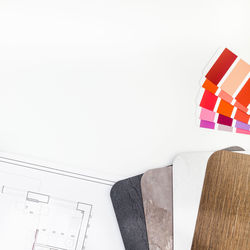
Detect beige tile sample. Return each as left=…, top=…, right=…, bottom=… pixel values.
left=141, top=166, right=173, bottom=250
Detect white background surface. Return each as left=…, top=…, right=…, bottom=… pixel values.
left=0, top=0, right=249, bottom=177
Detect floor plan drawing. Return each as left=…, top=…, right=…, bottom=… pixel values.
left=0, top=187, right=91, bottom=250
left=0, top=153, right=124, bottom=250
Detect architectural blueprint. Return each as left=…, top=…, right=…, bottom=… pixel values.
left=0, top=153, right=124, bottom=250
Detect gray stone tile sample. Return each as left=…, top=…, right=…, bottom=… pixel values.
left=141, top=166, right=173, bottom=250
left=222, top=146, right=244, bottom=151
left=110, top=174, right=149, bottom=250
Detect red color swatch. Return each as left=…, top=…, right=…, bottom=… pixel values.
left=200, top=90, right=218, bottom=111
left=206, top=48, right=237, bottom=85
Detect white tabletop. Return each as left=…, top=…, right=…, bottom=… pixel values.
left=0, top=0, right=249, bottom=177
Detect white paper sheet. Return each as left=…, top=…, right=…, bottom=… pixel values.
left=0, top=152, right=124, bottom=250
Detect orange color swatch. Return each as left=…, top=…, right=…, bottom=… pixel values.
left=202, top=79, right=218, bottom=94
left=217, top=100, right=234, bottom=117
left=235, top=78, right=250, bottom=108
left=234, top=109, right=249, bottom=124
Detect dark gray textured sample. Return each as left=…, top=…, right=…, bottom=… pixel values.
left=110, top=174, right=149, bottom=250
left=223, top=146, right=245, bottom=151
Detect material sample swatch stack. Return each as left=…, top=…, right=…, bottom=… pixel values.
left=110, top=148, right=250, bottom=250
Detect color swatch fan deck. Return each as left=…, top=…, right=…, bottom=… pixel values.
left=199, top=48, right=250, bottom=134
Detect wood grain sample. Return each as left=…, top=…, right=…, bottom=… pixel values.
left=192, top=151, right=250, bottom=250
left=173, top=146, right=245, bottom=250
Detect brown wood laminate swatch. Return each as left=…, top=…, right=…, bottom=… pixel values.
left=192, top=150, right=250, bottom=250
